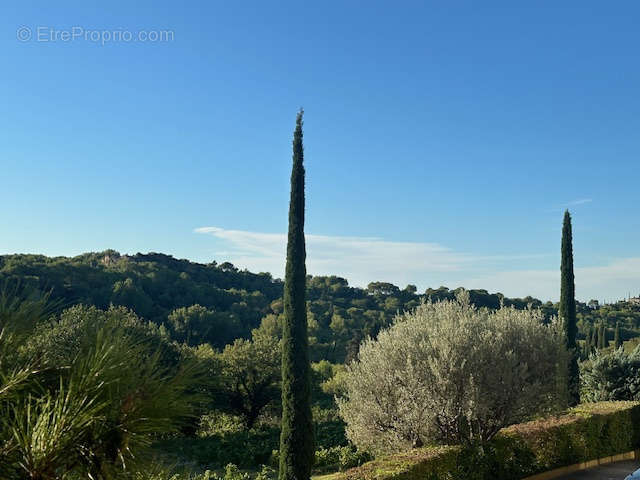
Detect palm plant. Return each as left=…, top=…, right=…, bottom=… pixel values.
left=0, top=287, right=208, bottom=480
left=0, top=283, right=53, bottom=398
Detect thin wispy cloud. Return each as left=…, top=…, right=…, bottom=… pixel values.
left=548, top=198, right=593, bottom=214
left=566, top=198, right=593, bottom=206
left=465, top=258, right=640, bottom=303
left=195, top=226, right=640, bottom=302
left=195, top=227, right=475, bottom=288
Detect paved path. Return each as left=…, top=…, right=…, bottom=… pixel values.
left=553, top=460, right=640, bottom=480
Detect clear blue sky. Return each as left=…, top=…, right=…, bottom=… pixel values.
left=2, top=1, right=639, bottom=301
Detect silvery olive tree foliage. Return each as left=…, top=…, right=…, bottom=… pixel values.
left=581, top=346, right=640, bottom=402
left=337, top=293, right=568, bottom=454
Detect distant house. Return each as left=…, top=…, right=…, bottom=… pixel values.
left=629, top=297, right=640, bottom=306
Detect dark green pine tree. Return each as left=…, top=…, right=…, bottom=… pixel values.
left=279, top=109, right=315, bottom=480
left=614, top=322, right=622, bottom=349
left=559, top=210, right=580, bottom=406
left=600, top=324, right=606, bottom=349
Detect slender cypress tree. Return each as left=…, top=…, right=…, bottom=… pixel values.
left=279, top=109, right=314, bottom=480
left=583, top=327, right=592, bottom=358
left=560, top=210, right=579, bottom=406
left=615, top=322, right=622, bottom=349
left=600, top=324, right=606, bottom=349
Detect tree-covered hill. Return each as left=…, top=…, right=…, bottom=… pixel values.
left=1, top=250, right=637, bottom=362
left=0, top=250, right=282, bottom=348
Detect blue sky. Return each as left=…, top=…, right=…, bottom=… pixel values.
left=2, top=1, right=640, bottom=301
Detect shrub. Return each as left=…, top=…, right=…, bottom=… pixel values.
left=157, top=409, right=348, bottom=470
left=155, top=426, right=281, bottom=468
left=338, top=447, right=372, bottom=471
left=581, top=346, right=640, bottom=401
left=313, top=446, right=372, bottom=473
left=255, top=465, right=277, bottom=480
left=197, top=412, right=246, bottom=436
left=0, top=302, right=208, bottom=479
left=337, top=294, right=568, bottom=454
left=321, top=402, right=640, bottom=480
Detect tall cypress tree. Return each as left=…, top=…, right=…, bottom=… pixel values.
left=615, top=322, right=622, bottom=349
left=583, top=326, right=592, bottom=358
left=279, top=109, right=314, bottom=480
left=596, top=323, right=603, bottom=350
left=560, top=210, right=579, bottom=406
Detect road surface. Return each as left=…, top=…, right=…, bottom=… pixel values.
left=553, top=460, right=640, bottom=480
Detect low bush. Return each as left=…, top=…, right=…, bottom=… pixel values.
left=319, top=401, right=640, bottom=480
left=581, top=347, right=640, bottom=401
left=156, top=407, right=348, bottom=470
left=155, top=427, right=280, bottom=468
left=138, top=464, right=275, bottom=480
left=314, top=446, right=373, bottom=474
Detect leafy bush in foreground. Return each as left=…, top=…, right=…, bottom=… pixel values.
left=0, top=296, right=208, bottom=480
left=337, top=293, right=568, bottom=454
left=323, top=402, right=640, bottom=480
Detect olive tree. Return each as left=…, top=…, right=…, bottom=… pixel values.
left=581, top=346, right=640, bottom=402
left=337, top=293, right=568, bottom=454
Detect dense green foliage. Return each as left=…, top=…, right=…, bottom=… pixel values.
left=156, top=422, right=280, bottom=469
left=578, top=301, right=640, bottom=334
left=581, top=346, right=640, bottom=402
left=279, top=110, right=314, bottom=480
left=615, top=322, right=622, bottom=349
left=0, top=288, right=207, bottom=479
left=321, top=402, right=640, bottom=480
left=0, top=255, right=428, bottom=363
left=3, top=252, right=639, bottom=365
left=560, top=210, right=580, bottom=406
left=156, top=401, right=349, bottom=471
left=216, top=329, right=281, bottom=429
left=0, top=251, right=281, bottom=350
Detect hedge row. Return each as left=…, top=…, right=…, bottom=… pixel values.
left=318, top=401, right=640, bottom=480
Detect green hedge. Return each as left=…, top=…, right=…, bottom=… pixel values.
left=318, top=401, right=640, bottom=480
